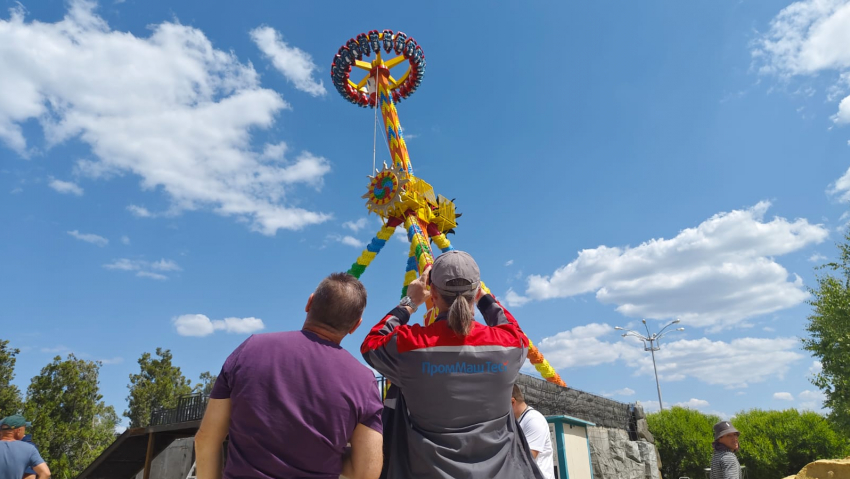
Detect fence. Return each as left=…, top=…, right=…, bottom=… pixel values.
left=150, top=393, right=209, bottom=426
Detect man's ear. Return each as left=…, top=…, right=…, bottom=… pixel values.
left=305, top=293, right=314, bottom=313
left=349, top=317, right=363, bottom=335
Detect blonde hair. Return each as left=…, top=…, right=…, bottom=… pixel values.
left=440, top=279, right=476, bottom=336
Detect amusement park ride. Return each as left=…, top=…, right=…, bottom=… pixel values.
left=332, top=30, right=566, bottom=387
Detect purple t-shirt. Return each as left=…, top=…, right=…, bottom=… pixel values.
left=211, top=330, right=383, bottom=479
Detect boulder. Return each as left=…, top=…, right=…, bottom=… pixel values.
left=789, top=456, right=850, bottom=479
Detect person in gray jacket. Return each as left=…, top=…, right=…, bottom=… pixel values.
left=711, top=420, right=741, bottom=479
left=361, top=250, right=543, bottom=479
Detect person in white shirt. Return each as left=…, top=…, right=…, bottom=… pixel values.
left=512, top=385, right=555, bottom=479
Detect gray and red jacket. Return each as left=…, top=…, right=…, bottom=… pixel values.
left=361, top=295, right=545, bottom=479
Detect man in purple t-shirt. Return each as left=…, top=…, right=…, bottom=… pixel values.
left=195, top=273, right=384, bottom=479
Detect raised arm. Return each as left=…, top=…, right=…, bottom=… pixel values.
left=360, top=306, right=410, bottom=386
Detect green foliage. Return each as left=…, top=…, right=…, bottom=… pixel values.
left=804, top=231, right=850, bottom=435
left=734, top=409, right=850, bottom=479
left=646, top=406, right=720, bottom=479
left=194, top=371, right=217, bottom=396
left=0, top=339, right=24, bottom=418
left=648, top=407, right=850, bottom=479
left=24, top=354, right=119, bottom=479
left=125, top=347, right=192, bottom=428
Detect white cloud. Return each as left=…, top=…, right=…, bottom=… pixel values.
left=120, top=235, right=130, bottom=245
left=41, top=345, right=71, bottom=354
left=127, top=205, right=153, bottom=218
left=173, top=313, right=265, bottom=337
left=603, top=387, right=635, bottom=398
left=508, top=202, right=828, bottom=330
left=151, top=259, right=181, bottom=271
left=505, top=289, right=532, bottom=307
left=343, top=218, right=369, bottom=233
left=798, top=389, right=827, bottom=411
left=505, top=260, right=514, bottom=266
left=99, top=356, right=123, bottom=365
left=103, top=258, right=140, bottom=271
left=49, top=178, right=83, bottom=196
left=754, top=1, right=850, bottom=199
left=754, top=0, right=850, bottom=76
left=763, top=326, right=777, bottom=332
left=809, top=360, right=823, bottom=374
left=67, top=230, right=108, bottom=247
left=829, top=168, right=850, bottom=202
left=328, top=234, right=365, bottom=248
left=808, top=253, right=827, bottom=262
left=250, top=26, right=326, bottom=97
left=639, top=400, right=660, bottom=413
left=537, top=322, right=803, bottom=389
left=136, top=271, right=167, bottom=280
left=392, top=225, right=409, bottom=243
left=774, top=392, right=795, bottom=401
left=103, top=258, right=180, bottom=279
left=0, top=2, right=331, bottom=235
left=676, top=398, right=710, bottom=409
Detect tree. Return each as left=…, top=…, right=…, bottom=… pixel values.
left=648, top=407, right=850, bottom=479
left=194, top=371, right=218, bottom=396
left=734, top=409, right=849, bottom=479
left=646, top=406, right=720, bottom=479
left=24, top=354, right=119, bottom=479
left=0, top=339, right=23, bottom=418
left=125, top=348, right=192, bottom=428
left=804, top=231, right=850, bottom=434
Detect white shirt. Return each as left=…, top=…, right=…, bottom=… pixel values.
left=518, top=406, right=555, bottom=479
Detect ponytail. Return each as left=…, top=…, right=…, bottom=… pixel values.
left=445, top=289, right=476, bottom=336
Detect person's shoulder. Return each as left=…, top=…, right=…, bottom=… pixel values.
left=6, top=440, right=37, bottom=452
left=524, top=409, right=549, bottom=428
left=719, top=452, right=739, bottom=464
left=526, top=408, right=548, bottom=422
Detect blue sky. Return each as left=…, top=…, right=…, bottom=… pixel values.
left=2, top=0, right=850, bottom=426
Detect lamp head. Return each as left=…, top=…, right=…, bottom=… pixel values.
left=621, top=333, right=627, bottom=337
left=676, top=328, right=685, bottom=331
left=614, top=326, right=623, bottom=330
left=673, top=319, right=681, bottom=324
left=641, top=319, right=647, bottom=324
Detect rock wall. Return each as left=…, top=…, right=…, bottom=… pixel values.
left=588, top=427, right=660, bottom=479
left=517, top=374, right=634, bottom=430
left=517, top=374, right=663, bottom=479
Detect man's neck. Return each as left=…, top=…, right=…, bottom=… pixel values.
left=0, top=435, right=17, bottom=442
left=302, top=323, right=344, bottom=344
left=519, top=403, right=529, bottom=416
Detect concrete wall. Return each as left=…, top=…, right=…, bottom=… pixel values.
left=134, top=437, right=194, bottom=479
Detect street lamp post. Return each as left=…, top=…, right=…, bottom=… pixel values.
left=614, top=319, right=684, bottom=411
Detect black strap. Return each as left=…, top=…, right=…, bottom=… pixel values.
left=518, top=405, right=534, bottom=424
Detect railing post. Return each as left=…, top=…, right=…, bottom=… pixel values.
left=142, top=432, right=155, bottom=479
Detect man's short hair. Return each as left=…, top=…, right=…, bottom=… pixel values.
left=512, top=384, right=525, bottom=403
left=308, top=273, right=367, bottom=334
